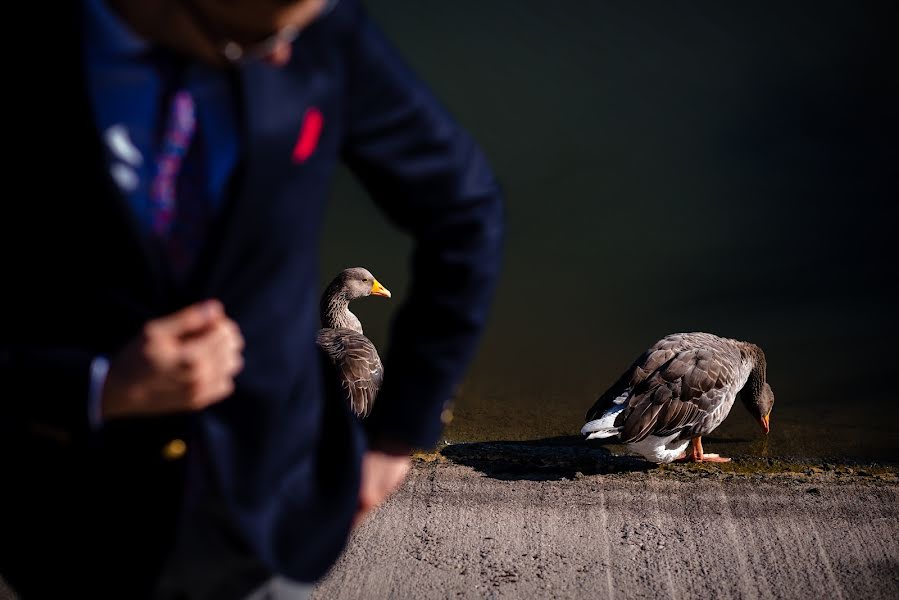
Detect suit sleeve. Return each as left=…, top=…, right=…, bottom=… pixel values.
left=339, top=4, right=505, bottom=449
left=0, top=346, right=96, bottom=440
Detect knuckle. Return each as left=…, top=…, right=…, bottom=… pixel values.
left=187, top=389, right=208, bottom=410
left=181, top=349, right=206, bottom=370
left=184, top=378, right=202, bottom=397
left=187, top=373, right=204, bottom=391
left=220, top=380, right=235, bottom=397
left=186, top=371, right=209, bottom=395
left=182, top=358, right=202, bottom=379
left=143, top=322, right=161, bottom=339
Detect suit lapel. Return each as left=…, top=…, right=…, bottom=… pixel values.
left=67, top=10, right=172, bottom=300
left=199, top=61, right=310, bottom=296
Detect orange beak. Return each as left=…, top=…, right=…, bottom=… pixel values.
left=759, top=414, right=770, bottom=434
left=370, top=278, right=391, bottom=298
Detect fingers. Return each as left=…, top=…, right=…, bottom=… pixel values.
left=177, top=317, right=245, bottom=408
left=146, top=299, right=223, bottom=339
left=208, top=320, right=245, bottom=378
left=101, top=301, right=247, bottom=420
left=353, top=452, right=412, bottom=527
left=180, top=318, right=243, bottom=365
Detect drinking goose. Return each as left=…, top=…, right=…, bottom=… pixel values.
left=581, top=332, right=774, bottom=463
left=316, top=267, right=391, bottom=418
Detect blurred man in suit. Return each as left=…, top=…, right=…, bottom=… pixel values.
left=0, top=0, right=504, bottom=598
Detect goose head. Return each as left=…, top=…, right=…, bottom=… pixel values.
left=321, top=267, right=391, bottom=331
left=740, top=344, right=775, bottom=434
left=749, top=382, right=775, bottom=434
left=332, top=267, right=391, bottom=301
left=742, top=380, right=775, bottom=434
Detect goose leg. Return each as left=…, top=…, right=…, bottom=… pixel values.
left=676, top=437, right=731, bottom=463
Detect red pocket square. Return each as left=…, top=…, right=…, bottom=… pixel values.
left=292, top=107, right=323, bottom=164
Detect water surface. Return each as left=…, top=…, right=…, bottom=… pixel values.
left=319, top=0, right=898, bottom=461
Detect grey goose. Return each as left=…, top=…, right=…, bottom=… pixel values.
left=582, top=332, right=774, bottom=463
left=316, top=267, right=391, bottom=418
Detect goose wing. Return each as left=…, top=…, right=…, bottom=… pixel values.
left=585, top=344, right=679, bottom=422
left=615, top=345, right=732, bottom=443
left=317, top=327, right=383, bottom=418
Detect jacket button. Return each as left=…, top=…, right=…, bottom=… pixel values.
left=162, top=438, right=187, bottom=461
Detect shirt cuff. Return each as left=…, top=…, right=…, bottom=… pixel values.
left=88, top=356, right=110, bottom=431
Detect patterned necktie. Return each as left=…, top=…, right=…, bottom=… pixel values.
left=150, top=89, right=206, bottom=279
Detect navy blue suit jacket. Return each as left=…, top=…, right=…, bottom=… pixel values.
left=0, top=1, right=503, bottom=596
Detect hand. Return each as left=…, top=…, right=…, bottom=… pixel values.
left=353, top=445, right=412, bottom=527
left=101, top=300, right=245, bottom=421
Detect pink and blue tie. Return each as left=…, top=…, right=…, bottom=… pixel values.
left=150, top=89, right=205, bottom=278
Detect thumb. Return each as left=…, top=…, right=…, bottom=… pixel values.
left=148, top=300, right=223, bottom=338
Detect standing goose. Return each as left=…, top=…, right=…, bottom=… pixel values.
left=581, top=332, right=774, bottom=463
left=316, top=268, right=391, bottom=418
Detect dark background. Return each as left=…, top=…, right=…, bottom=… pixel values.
left=320, top=1, right=898, bottom=460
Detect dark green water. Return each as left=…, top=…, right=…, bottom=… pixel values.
left=319, top=1, right=899, bottom=461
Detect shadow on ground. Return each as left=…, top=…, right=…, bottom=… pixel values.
left=437, top=436, right=899, bottom=481
left=439, top=436, right=653, bottom=481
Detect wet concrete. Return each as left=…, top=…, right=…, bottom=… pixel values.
left=313, top=452, right=899, bottom=599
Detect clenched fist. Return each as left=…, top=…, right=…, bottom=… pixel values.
left=353, top=441, right=412, bottom=528
left=101, top=300, right=245, bottom=420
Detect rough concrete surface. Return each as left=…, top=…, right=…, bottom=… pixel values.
left=313, top=441, right=899, bottom=600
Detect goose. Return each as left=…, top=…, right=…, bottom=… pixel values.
left=316, top=267, right=391, bottom=418
left=581, top=332, right=774, bottom=463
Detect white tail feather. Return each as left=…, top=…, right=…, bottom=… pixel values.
left=581, top=403, right=625, bottom=439
left=585, top=429, right=618, bottom=440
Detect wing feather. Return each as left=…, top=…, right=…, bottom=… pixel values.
left=586, top=334, right=746, bottom=443
left=316, top=328, right=383, bottom=418
left=584, top=347, right=675, bottom=421
left=613, top=346, right=730, bottom=442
